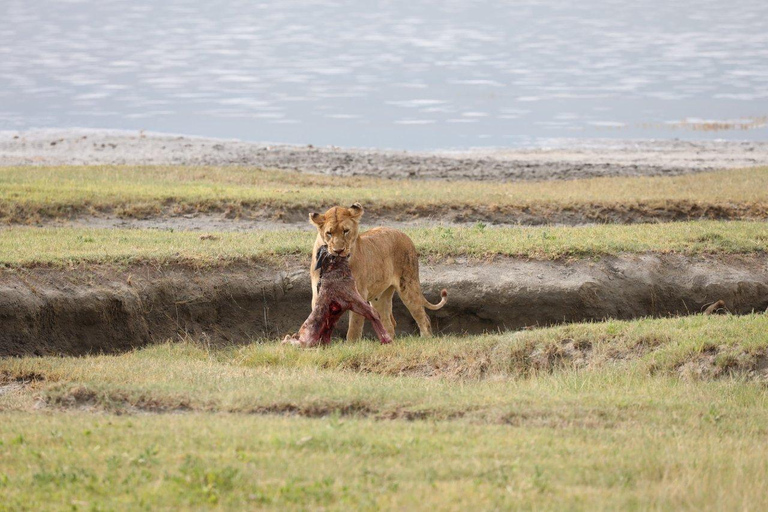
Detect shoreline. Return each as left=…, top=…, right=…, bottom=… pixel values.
left=3, top=129, right=768, bottom=181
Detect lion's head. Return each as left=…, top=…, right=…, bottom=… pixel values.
left=309, top=203, right=364, bottom=257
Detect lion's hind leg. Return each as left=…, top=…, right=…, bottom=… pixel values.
left=397, top=280, right=433, bottom=337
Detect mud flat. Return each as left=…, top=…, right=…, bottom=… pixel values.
left=1, top=254, right=766, bottom=356
left=3, top=129, right=768, bottom=180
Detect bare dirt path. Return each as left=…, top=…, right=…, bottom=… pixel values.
left=37, top=214, right=466, bottom=232
left=19, top=201, right=768, bottom=230
left=3, top=129, right=768, bottom=181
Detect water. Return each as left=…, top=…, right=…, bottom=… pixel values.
left=1, top=0, right=767, bottom=150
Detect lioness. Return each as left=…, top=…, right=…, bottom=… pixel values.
left=309, top=203, right=447, bottom=341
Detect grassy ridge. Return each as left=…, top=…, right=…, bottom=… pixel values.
left=1, top=315, right=768, bottom=510
left=2, top=315, right=767, bottom=417
left=0, top=165, right=767, bottom=220
left=0, top=221, right=766, bottom=266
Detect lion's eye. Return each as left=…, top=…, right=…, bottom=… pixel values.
left=325, top=232, right=331, bottom=239
left=343, top=229, right=349, bottom=236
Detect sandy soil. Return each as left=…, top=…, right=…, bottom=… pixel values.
left=27, top=198, right=765, bottom=231
left=2, top=254, right=766, bottom=356
left=2, top=129, right=768, bottom=181
left=53, top=213, right=467, bottom=232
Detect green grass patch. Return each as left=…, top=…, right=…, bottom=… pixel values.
left=1, top=165, right=767, bottom=221
left=1, top=315, right=768, bottom=510
left=2, top=409, right=768, bottom=511
left=0, top=221, right=766, bottom=266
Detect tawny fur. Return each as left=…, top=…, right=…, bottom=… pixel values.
left=702, top=299, right=728, bottom=315
left=308, top=203, right=447, bottom=341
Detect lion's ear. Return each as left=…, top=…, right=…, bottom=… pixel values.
left=309, top=212, right=325, bottom=227
left=348, top=203, right=364, bottom=219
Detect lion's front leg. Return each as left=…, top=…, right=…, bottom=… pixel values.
left=310, top=271, right=320, bottom=309
left=346, top=311, right=364, bottom=342
left=345, top=284, right=367, bottom=342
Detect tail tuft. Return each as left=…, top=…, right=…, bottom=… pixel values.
left=424, top=289, right=448, bottom=310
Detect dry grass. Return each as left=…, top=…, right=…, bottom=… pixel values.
left=0, top=220, right=765, bottom=267
left=1, top=165, right=767, bottom=222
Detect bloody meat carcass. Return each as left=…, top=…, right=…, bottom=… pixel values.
left=283, top=245, right=393, bottom=347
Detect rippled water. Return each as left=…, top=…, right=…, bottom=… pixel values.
left=1, top=0, right=767, bottom=149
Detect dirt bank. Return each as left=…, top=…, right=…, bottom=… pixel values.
left=14, top=200, right=768, bottom=230
left=1, top=254, right=766, bottom=356
left=3, top=129, right=768, bottom=181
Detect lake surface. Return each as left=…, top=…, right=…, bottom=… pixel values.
left=1, top=0, right=767, bottom=149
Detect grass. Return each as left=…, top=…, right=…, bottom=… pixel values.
left=0, top=220, right=766, bottom=267
left=1, top=165, right=767, bottom=221
left=2, top=410, right=768, bottom=511
left=1, top=315, right=768, bottom=510
left=4, top=410, right=768, bottom=511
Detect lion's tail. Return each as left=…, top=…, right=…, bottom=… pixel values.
left=423, top=289, right=448, bottom=311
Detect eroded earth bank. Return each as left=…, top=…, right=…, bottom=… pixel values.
left=2, top=254, right=766, bottom=356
